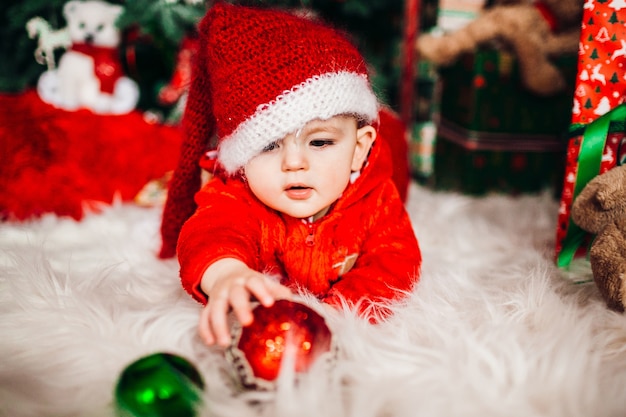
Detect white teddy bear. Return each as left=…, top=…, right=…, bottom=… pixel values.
left=37, top=0, right=139, bottom=115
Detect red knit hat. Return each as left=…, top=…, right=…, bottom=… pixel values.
left=160, top=2, right=379, bottom=258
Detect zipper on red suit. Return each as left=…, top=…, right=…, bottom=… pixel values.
left=303, top=217, right=315, bottom=246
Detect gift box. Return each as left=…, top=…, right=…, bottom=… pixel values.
left=427, top=45, right=579, bottom=194
left=555, top=105, right=626, bottom=267
left=431, top=121, right=566, bottom=195
left=554, top=2, right=626, bottom=268
left=570, top=6, right=626, bottom=125
left=438, top=48, right=578, bottom=135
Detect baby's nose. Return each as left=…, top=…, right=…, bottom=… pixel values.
left=281, top=143, right=308, bottom=171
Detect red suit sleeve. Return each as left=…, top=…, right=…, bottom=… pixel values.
left=176, top=177, right=262, bottom=304
left=322, top=180, right=421, bottom=321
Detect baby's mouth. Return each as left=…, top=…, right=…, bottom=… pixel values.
left=285, top=184, right=312, bottom=199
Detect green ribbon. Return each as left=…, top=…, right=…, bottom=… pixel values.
left=557, top=103, right=626, bottom=268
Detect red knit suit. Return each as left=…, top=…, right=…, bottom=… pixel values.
left=177, top=129, right=421, bottom=317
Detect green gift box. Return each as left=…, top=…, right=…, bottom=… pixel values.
left=428, top=47, right=576, bottom=194
left=438, top=48, right=577, bottom=135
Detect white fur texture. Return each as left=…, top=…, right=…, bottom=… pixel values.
left=1, top=184, right=626, bottom=417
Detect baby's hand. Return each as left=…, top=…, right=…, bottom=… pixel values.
left=198, top=258, right=292, bottom=347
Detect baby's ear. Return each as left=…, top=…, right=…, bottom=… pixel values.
left=351, top=125, right=376, bottom=171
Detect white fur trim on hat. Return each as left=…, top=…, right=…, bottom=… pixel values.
left=217, top=71, right=379, bottom=174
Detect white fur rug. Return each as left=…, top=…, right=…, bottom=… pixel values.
left=2, top=183, right=626, bottom=417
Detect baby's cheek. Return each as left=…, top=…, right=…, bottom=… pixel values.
left=248, top=180, right=282, bottom=210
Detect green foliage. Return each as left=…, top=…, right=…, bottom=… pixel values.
left=0, top=0, right=68, bottom=92
left=116, top=0, right=205, bottom=47
left=2, top=0, right=408, bottom=109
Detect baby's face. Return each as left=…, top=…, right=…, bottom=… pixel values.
left=244, top=115, right=375, bottom=220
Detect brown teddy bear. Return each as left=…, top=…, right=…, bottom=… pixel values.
left=571, top=165, right=626, bottom=312
left=416, top=0, right=583, bottom=96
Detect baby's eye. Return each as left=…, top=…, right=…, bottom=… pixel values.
left=309, top=139, right=334, bottom=148
left=262, top=141, right=279, bottom=152
left=79, top=22, right=86, bottom=29
left=96, top=24, right=104, bottom=32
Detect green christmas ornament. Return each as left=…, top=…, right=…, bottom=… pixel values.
left=115, top=352, right=205, bottom=417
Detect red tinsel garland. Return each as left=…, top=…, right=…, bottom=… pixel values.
left=0, top=90, right=183, bottom=221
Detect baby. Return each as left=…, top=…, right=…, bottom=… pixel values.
left=160, top=3, right=422, bottom=346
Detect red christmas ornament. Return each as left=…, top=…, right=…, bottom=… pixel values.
left=227, top=299, right=333, bottom=390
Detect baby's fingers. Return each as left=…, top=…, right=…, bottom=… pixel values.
left=198, top=301, right=217, bottom=346
left=266, top=279, right=293, bottom=300
left=229, top=283, right=255, bottom=327
left=246, top=275, right=292, bottom=307
left=204, top=296, right=233, bottom=347
left=198, top=306, right=215, bottom=346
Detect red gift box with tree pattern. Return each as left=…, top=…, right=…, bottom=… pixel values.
left=555, top=0, right=626, bottom=268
